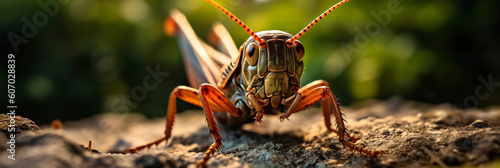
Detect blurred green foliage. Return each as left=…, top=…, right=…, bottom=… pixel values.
left=1, top=0, right=499, bottom=124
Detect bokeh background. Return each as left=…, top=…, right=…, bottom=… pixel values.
left=1, top=0, right=499, bottom=125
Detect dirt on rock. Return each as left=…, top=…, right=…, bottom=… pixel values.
left=1, top=99, right=500, bottom=167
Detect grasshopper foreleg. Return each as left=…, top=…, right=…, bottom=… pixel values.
left=246, top=92, right=269, bottom=124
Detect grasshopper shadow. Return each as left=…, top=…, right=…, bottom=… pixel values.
left=167, top=125, right=305, bottom=153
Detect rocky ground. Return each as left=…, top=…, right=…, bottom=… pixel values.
left=1, top=99, right=500, bottom=167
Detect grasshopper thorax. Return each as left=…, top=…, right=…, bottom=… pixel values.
left=241, top=30, right=304, bottom=110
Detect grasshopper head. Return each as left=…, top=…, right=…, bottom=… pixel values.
left=241, top=31, right=304, bottom=108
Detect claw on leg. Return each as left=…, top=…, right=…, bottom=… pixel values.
left=124, top=137, right=167, bottom=154
left=197, top=140, right=223, bottom=167
left=341, top=140, right=384, bottom=157
left=254, top=112, right=264, bottom=124
left=278, top=114, right=290, bottom=122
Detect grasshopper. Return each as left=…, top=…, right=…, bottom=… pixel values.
left=125, top=0, right=382, bottom=166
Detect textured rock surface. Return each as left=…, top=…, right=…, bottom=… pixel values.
left=1, top=99, right=500, bottom=167
left=0, top=114, right=40, bottom=137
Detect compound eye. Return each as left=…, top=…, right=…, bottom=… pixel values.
left=245, top=43, right=259, bottom=66
left=294, top=41, right=304, bottom=62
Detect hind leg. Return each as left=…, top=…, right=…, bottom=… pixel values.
left=280, top=80, right=382, bottom=157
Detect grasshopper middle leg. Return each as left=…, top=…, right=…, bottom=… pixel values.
left=124, top=84, right=239, bottom=166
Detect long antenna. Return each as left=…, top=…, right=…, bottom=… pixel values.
left=204, top=0, right=267, bottom=47
left=287, top=0, right=351, bottom=45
